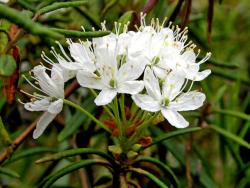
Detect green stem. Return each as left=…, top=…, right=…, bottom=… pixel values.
left=119, top=94, right=127, bottom=125
left=63, top=99, right=111, bottom=133
left=137, top=112, right=159, bottom=131
left=124, top=112, right=159, bottom=152
left=112, top=97, right=122, bottom=137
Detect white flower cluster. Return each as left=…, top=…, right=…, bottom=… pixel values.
left=22, top=16, right=211, bottom=138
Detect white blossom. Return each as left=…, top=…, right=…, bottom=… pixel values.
left=77, top=33, right=144, bottom=105
left=132, top=68, right=205, bottom=128
left=23, top=65, right=64, bottom=139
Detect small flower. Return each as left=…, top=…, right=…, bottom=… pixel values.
left=127, top=15, right=211, bottom=81
left=76, top=25, right=145, bottom=106
left=77, top=48, right=144, bottom=105
left=41, top=40, right=96, bottom=81
left=166, top=50, right=212, bottom=81
left=22, top=65, right=64, bottom=138
left=132, top=68, right=205, bottom=128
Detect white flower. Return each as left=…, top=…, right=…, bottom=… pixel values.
left=77, top=33, right=144, bottom=106
left=132, top=68, right=205, bottom=128
left=126, top=16, right=211, bottom=81
left=165, top=50, right=212, bottom=81
left=23, top=65, right=64, bottom=139
left=41, top=40, right=96, bottom=81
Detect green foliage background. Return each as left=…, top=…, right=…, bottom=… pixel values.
left=0, top=0, right=249, bottom=187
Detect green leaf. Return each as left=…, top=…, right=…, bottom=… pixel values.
left=211, top=125, right=250, bottom=149
left=207, top=59, right=239, bottom=69
left=116, top=11, right=134, bottom=31
left=117, top=11, right=134, bottom=27
left=0, top=116, right=12, bottom=146
left=0, top=4, right=62, bottom=39
left=128, top=167, right=169, bottom=188
left=36, top=0, right=88, bottom=16
left=50, top=28, right=110, bottom=38
left=17, top=0, right=36, bottom=11
left=41, top=159, right=111, bottom=188
left=146, top=127, right=201, bottom=148
left=58, top=97, right=96, bottom=142
left=101, top=0, right=118, bottom=16
left=0, top=167, right=20, bottom=178
left=212, top=67, right=250, bottom=86
left=3, top=147, right=58, bottom=166
left=35, top=148, right=116, bottom=166
left=0, top=55, right=16, bottom=76
left=212, top=109, right=250, bottom=121
left=149, top=126, right=185, bottom=166
left=75, top=7, right=100, bottom=29
left=136, top=157, right=179, bottom=188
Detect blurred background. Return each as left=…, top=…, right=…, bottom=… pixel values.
left=0, top=0, right=249, bottom=187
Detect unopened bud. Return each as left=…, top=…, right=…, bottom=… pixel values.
left=108, top=145, right=122, bottom=155
left=132, top=144, right=142, bottom=152
left=127, top=150, right=138, bottom=159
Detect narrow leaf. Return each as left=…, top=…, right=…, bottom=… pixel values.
left=17, top=0, right=36, bottom=11
left=50, top=28, right=110, bottom=38
left=35, top=148, right=116, bottom=166
left=146, top=127, right=201, bottom=148
left=212, top=109, right=250, bottom=121
left=101, top=0, right=118, bottom=16
left=207, top=59, right=239, bottom=69
left=3, top=147, right=58, bottom=166
left=0, top=4, right=62, bottom=39
left=211, top=126, right=250, bottom=149
left=212, top=67, right=250, bottom=86
left=114, top=11, right=134, bottom=33
left=41, top=159, right=111, bottom=188
left=0, top=167, right=20, bottom=178
left=36, top=0, right=88, bottom=16
left=128, top=167, right=169, bottom=188
left=136, top=157, right=179, bottom=187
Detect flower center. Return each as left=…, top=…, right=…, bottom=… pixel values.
left=162, top=97, right=170, bottom=106
left=152, top=56, right=160, bottom=65
left=109, top=79, right=117, bottom=88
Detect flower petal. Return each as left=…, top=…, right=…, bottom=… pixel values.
left=162, top=71, right=185, bottom=100
left=52, top=63, right=75, bottom=82
left=152, top=66, right=168, bottom=79
left=33, top=112, right=57, bottom=139
left=76, top=70, right=104, bottom=90
left=161, top=108, right=189, bottom=128
left=32, top=65, right=63, bottom=98
left=58, top=59, right=84, bottom=71
left=117, top=81, right=144, bottom=94
left=182, top=50, right=196, bottom=63
left=68, top=42, right=96, bottom=72
left=117, top=62, right=145, bottom=82
left=94, top=89, right=117, bottom=106
left=24, top=99, right=50, bottom=112
left=169, top=91, right=206, bottom=111
left=144, top=67, right=161, bottom=100
left=188, top=69, right=211, bottom=81
left=132, top=94, right=161, bottom=112
left=48, top=99, right=63, bottom=114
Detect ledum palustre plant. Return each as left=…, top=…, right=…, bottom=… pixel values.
left=0, top=0, right=249, bottom=188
